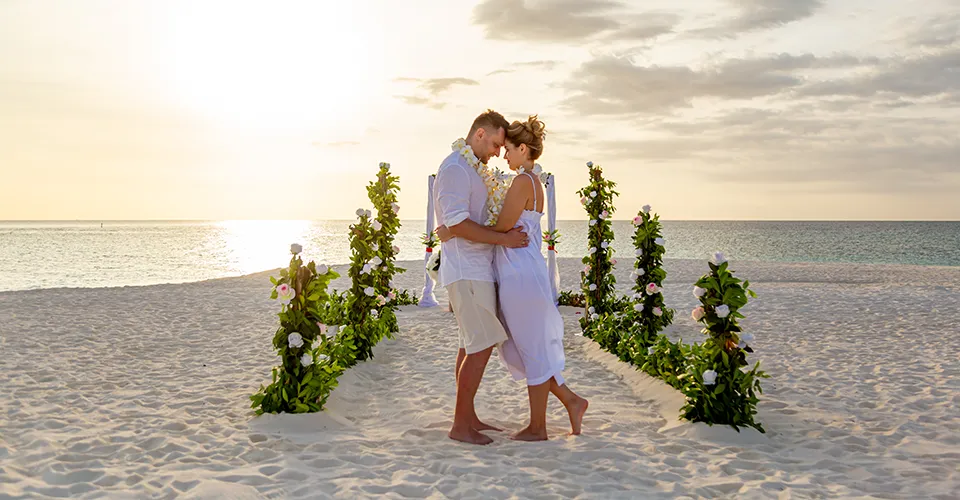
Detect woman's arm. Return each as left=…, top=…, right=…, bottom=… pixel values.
left=493, top=174, right=534, bottom=233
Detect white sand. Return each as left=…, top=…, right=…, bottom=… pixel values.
left=1, top=258, right=958, bottom=499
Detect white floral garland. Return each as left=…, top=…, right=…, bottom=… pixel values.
left=452, top=138, right=511, bottom=226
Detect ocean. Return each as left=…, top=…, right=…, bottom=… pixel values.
left=1, top=220, right=958, bottom=292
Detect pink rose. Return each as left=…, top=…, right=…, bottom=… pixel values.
left=645, top=283, right=659, bottom=295
left=633, top=216, right=642, bottom=226
left=691, top=306, right=705, bottom=321
left=653, top=307, right=663, bottom=317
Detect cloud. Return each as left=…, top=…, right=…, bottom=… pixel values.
left=472, top=0, right=678, bottom=43
left=394, top=95, right=446, bottom=110
left=596, top=107, right=960, bottom=193
left=798, top=48, right=960, bottom=100
left=901, top=13, right=960, bottom=48
left=487, top=60, right=560, bottom=76
left=393, top=77, right=479, bottom=96
left=694, top=0, right=824, bottom=37
left=562, top=53, right=874, bottom=115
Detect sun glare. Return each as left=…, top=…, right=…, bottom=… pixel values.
left=159, top=3, right=381, bottom=133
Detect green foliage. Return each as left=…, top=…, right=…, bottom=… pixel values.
left=680, top=255, right=767, bottom=432
left=558, top=290, right=585, bottom=308
left=345, top=207, right=393, bottom=363
left=388, top=288, right=420, bottom=306
left=251, top=248, right=352, bottom=415
left=367, top=162, right=405, bottom=333
left=576, top=162, right=619, bottom=320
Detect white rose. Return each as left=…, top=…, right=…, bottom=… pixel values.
left=392, top=245, right=400, bottom=254
left=642, top=204, right=651, bottom=214
left=741, top=333, right=755, bottom=343
left=635, top=248, right=643, bottom=257
left=317, top=323, right=328, bottom=337
left=702, top=370, right=718, bottom=386
left=356, top=208, right=365, bottom=217
left=589, top=284, right=597, bottom=291
left=371, top=243, right=379, bottom=252
left=362, top=263, right=372, bottom=274
left=392, top=202, right=400, bottom=214
left=601, top=241, right=609, bottom=249
left=712, top=251, right=727, bottom=265
left=634, top=303, right=644, bottom=312
left=654, top=237, right=664, bottom=246
left=693, top=286, right=706, bottom=298
left=648, top=347, right=655, bottom=355
left=590, top=313, right=599, bottom=320
left=738, top=341, right=747, bottom=349
left=588, top=306, right=595, bottom=314
left=715, top=305, right=730, bottom=318
left=365, top=209, right=372, bottom=218
left=317, top=354, right=329, bottom=363
left=586, top=161, right=594, bottom=167
left=589, top=219, right=598, bottom=226
left=371, top=256, right=383, bottom=266
left=287, top=332, right=304, bottom=348
left=364, top=287, right=375, bottom=296
left=317, top=264, right=329, bottom=275
left=653, top=307, right=663, bottom=317
left=290, top=243, right=302, bottom=254
left=637, top=268, right=646, bottom=276
left=371, top=309, right=379, bottom=318
left=300, top=353, right=313, bottom=366
left=590, top=191, right=597, bottom=197
left=372, top=220, right=382, bottom=231
left=589, top=247, right=597, bottom=254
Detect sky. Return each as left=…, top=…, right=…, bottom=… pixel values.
left=1, top=0, right=958, bottom=221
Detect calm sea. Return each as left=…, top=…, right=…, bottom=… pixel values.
left=1, top=220, right=958, bottom=292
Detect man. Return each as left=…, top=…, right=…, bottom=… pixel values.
left=434, top=110, right=528, bottom=445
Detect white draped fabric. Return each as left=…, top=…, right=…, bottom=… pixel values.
left=418, top=174, right=439, bottom=307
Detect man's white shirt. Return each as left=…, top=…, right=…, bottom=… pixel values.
left=433, top=151, right=495, bottom=288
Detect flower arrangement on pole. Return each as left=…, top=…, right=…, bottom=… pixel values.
left=621, top=204, right=675, bottom=361
left=367, top=162, right=404, bottom=331
left=680, top=252, right=767, bottom=432
left=575, top=161, right=618, bottom=333
left=250, top=244, right=353, bottom=414
left=343, top=208, right=393, bottom=363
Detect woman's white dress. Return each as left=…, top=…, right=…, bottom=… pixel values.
left=495, top=172, right=566, bottom=386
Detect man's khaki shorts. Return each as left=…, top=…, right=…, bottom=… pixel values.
left=446, top=280, right=508, bottom=354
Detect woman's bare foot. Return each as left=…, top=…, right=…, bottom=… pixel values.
left=566, top=397, right=589, bottom=435
left=472, top=419, right=503, bottom=432
left=510, top=426, right=548, bottom=442
left=449, top=426, right=494, bottom=445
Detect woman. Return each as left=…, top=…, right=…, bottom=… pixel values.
left=438, top=115, right=588, bottom=441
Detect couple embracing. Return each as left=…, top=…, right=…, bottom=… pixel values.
left=433, top=110, right=588, bottom=445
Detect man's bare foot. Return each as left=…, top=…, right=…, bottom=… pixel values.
left=472, top=419, right=503, bottom=433
left=510, top=426, right=548, bottom=442
left=449, top=426, right=494, bottom=445
left=566, top=397, right=589, bottom=435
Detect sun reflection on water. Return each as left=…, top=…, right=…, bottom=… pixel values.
left=218, top=220, right=313, bottom=275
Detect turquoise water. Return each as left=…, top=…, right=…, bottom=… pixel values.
left=1, top=220, right=957, bottom=292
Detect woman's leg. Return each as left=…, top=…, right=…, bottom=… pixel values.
left=549, top=378, right=589, bottom=435
left=511, top=381, right=551, bottom=441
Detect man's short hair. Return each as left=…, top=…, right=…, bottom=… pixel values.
left=468, top=109, right=510, bottom=137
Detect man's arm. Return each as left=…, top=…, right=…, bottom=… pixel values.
left=435, top=164, right=526, bottom=248
left=448, top=219, right=526, bottom=247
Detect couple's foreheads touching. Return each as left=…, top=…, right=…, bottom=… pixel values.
left=466, top=110, right=547, bottom=173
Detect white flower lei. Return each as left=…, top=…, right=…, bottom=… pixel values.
left=452, top=138, right=511, bottom=226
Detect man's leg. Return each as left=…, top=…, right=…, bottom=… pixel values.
left=449, top=345, right=495, bottom=445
